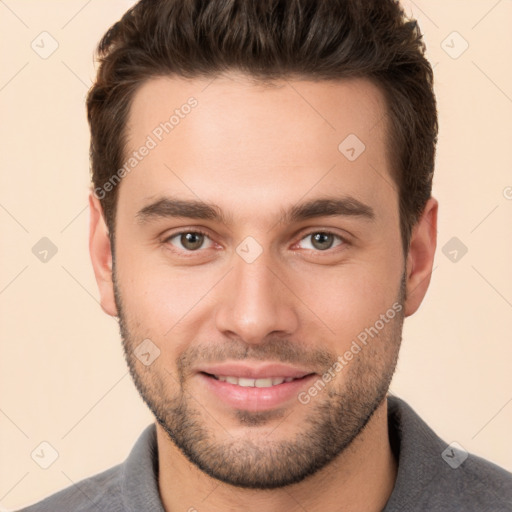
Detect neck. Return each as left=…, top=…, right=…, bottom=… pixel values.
left=156, top=399, right=397, bottom=512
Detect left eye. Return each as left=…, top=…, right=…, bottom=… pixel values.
left=164, top=230, right=344, bottom=253
left=298, top=231, right=344, bottom=251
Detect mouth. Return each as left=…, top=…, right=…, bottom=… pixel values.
left=202, top=372, right=312, bottom=388
left=196, top=364, right=318, bottom=412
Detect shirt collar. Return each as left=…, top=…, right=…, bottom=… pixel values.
left=121, top=423, right=165, bottom=512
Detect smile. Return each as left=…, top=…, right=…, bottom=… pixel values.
left=210, top=375, right=300, bottom=387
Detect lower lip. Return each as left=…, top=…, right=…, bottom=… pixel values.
left=198, top=373, right=316, bottom=411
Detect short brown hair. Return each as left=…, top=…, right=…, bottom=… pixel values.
left=87, top=0, right=437, bottom=255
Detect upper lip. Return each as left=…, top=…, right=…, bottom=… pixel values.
left=197, top=362, right=315, bottom=380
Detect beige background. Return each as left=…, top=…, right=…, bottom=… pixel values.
left=1, top=0, right=511, bottom=509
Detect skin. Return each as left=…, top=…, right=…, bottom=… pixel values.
left=89, top=73, right=437, bottom=512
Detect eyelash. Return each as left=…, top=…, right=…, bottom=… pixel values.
left=162, top=229, right=348, bottom=255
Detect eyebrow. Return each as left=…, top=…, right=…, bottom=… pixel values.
left=135, top=195, right=375, bottom=226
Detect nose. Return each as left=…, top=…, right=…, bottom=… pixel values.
left=214, top=248, right=299, bottom=346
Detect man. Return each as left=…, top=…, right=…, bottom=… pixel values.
left=19, top=0, right=512, bottom=511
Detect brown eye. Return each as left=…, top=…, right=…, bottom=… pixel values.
left=180, top=232, right=205, bottom=250
left=166, top=231, right=213, bottom=252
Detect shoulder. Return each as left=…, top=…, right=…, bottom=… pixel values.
left=386, top=395, right=512, bottom=511
left=430, top=448, right=512, bottom=510
left=17, top=463, right=124, bottom=512
left=17, top=424, right=159, bottom=512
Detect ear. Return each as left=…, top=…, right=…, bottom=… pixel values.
left=404, top=197, right=438, bottom=317
left=89, top=192, right=118, bottom=317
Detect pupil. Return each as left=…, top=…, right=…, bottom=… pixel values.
left=182, top=232, right=203, bottom=250
left=312, top=233, right=332, bottom=250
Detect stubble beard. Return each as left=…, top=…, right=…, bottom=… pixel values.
left=113, top=268, right=405, bottom=489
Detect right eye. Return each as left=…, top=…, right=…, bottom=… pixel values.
left=164, top=230, right=215, bottom=252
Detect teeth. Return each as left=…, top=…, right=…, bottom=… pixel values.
left=214, top=375, right=297, bottom=387
left=255, top=378, right=273, bottom=388
left=238, top=378, right=256, bottom=387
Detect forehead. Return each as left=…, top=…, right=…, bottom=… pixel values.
left=120, top=73, right=396, bottom=226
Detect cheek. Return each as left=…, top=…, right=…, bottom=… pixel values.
left=298, top=256, right=403, bottom=349
left=115, top=249, right=219, bottom=339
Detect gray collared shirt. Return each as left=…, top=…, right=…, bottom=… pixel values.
left=18, top=396, right=512, bottom=511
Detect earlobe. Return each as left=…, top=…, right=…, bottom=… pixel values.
left=88, top=192, right=118, bottom=317
left=404, top=197, right=438, bottom=317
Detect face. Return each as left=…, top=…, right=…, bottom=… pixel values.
left=90, top=73, right=436, bottom=489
